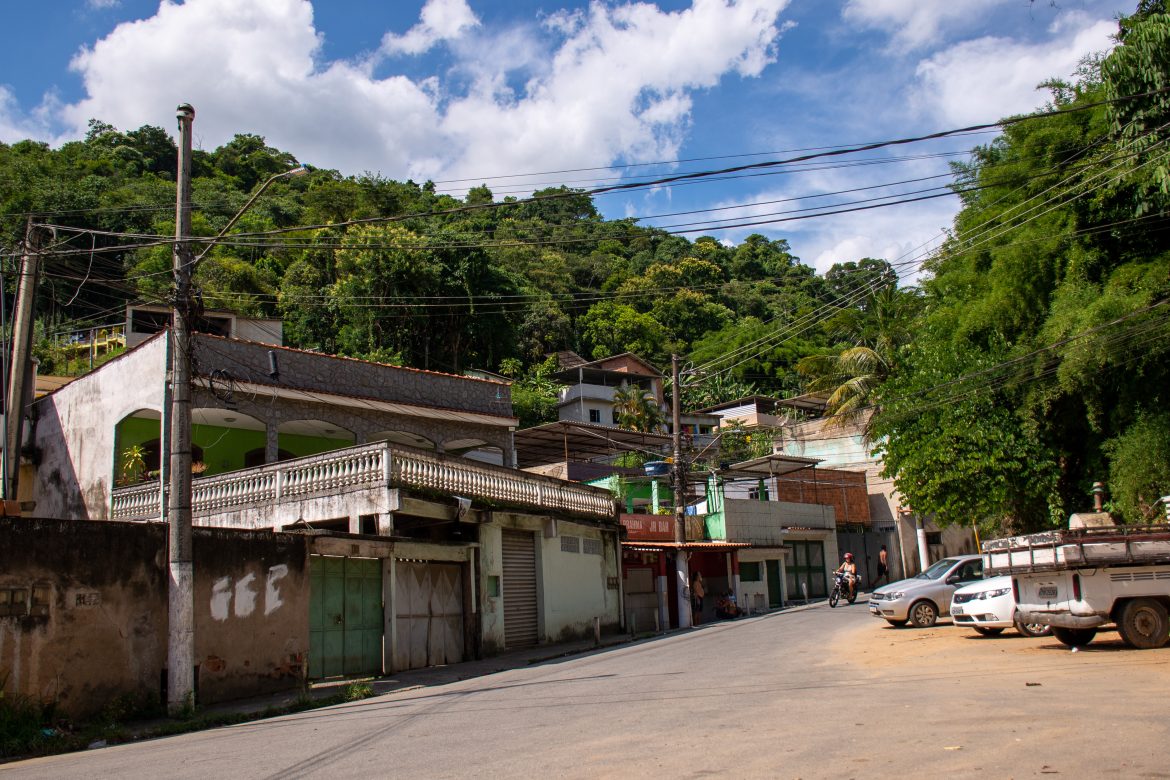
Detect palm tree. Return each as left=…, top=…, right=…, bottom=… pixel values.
left=612, top=382, right=666, bottom=432
left=797, top=286, right=919, bottom=429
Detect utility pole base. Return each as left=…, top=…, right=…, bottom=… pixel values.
left=167, top=561, right=195, bottom=715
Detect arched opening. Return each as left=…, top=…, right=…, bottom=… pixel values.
left=192, top=409, right=266, bottom=476
left=443, top=438, right=505, bottom=466
left=368, top=430, right=436, bottom=451
left=113, top=409, right=205, bottom=483
left=114, top=409, right=161, bottom=486
left=243, top=447, right=296, bottom=468
left=277, top=419, right=355, bottom=459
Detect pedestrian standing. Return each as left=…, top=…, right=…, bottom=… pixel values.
left=691, top=571, right=706, bottom=625
left=877, top=544, right=890, bottom=585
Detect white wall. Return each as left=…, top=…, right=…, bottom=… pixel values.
left=31, top=335, right=168, bottom=520
left=538, top=521, right=620, bottom=642
left=723, top=499, right=836, bottom=545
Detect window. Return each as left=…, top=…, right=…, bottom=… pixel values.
left=0, top=588, right=28, bottom=617
left=740, top=562, right=762, bottom=582
left=583, top=538, right=602, bottom=556
left=588, top=409, right=601, bottom=424
left=561, top=535, right=580, bottom=553
left=131, top=309, right=170, bottom=335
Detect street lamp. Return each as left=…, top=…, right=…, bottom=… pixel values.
left=193, top=165, right=309, bottom=266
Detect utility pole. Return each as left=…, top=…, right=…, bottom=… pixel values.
left=671, top=354, right=691, bottom=628
left=4, top=220, right=45, bottom=502
left=167, top=103, right=196, bottom=715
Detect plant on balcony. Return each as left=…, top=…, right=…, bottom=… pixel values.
left=117, top=444, right=147, bottom=486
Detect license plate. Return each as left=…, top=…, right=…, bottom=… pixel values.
left=1038, top=585, right=1058, bottom=599
left=869, top=606, right=878, bottom=614
left=952, top=605, right=964, bottom=615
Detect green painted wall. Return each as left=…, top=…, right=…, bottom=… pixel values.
left=113, top=417, right=355, bottom=479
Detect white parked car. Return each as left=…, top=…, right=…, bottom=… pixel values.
left=950, top=575, right=1051, bottom=637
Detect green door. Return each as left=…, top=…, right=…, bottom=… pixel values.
left=766, top=560, right=783, bottom=608
left=310, top=555, right=383, bottom=678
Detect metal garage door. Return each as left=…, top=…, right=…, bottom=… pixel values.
left=501, top=529, right=539, bottom=648
left=309, top=555, right=383, bottom=678
left=395, top=561, right=464, bottom=670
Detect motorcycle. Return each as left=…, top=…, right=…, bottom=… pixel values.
left=829, top=571, right=859, bottom=607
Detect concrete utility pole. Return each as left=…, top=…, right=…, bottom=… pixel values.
left=671, top=354, right=691, bottom=628
left=167, top=103, right=196, bottom=715
left=4, top=220, right=45, bottom=502
left=915, top=516, right=930, bottom=572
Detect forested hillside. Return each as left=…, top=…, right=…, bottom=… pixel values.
left=0, top=120, right=883, bottom=413
left=1, top=5, right=1167, bottom=534
left=870, top=7, right=1170, bottom=531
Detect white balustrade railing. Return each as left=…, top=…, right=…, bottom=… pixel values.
left=110, top=441, right=616, bottom=521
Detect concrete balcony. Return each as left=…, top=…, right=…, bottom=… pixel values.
left=111, top=442, right=617, bottom=527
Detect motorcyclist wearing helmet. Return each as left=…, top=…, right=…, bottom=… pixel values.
left=835, top=552, right=859, bottom=599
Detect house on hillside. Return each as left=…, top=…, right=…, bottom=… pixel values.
left=20, top=329, right=625, bottom=678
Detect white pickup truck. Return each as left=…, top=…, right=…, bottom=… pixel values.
left=982, top=524, right=1170, bottom=649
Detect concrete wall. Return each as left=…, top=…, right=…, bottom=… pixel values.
left=0, top=518, right=309, bottom=717
left=537, top=522, right=620, bottom=642
left=722, top=499, right=836, bottom=544
left=737, top=547, right=785, bottom=613
left=30, top=333, right=169, bottom=520
left=482, top=513, right=620, bottom=649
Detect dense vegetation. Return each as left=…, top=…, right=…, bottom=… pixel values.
left=870, top=7, right=1170, bottom=531
left=0, top=121, right=874, bottom=411
left=1, top=4, right=1167, bottom=534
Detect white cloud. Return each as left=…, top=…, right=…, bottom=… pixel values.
left=0, top=86, right=62, bottom=144
left=381, top=0, right=480, bottom=57
left=86, top=0, right=121, bottom=9
left=39, top=0, right=788, bottom=187
left=912, top=16, right=1116, bottom=126
left=842, top=0, right=1012, bottom=51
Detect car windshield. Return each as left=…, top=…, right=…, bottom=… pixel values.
left=915, top=558, right=961, bottom=580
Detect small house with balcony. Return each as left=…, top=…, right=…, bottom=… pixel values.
left=551, top=351, right=665, bottom=427
left=23, top=330, right=624, bottom=681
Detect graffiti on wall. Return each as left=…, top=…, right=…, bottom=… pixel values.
left=210, top=564, right=289, bottom=621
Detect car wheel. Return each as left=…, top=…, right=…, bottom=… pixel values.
left=1117, top=598, right=1170, bottom=650
left=973, top=626, right=1005, bottom=636
left=909, top=600, right=938, bottom=628
left=1014, top=618, right=1052, bottom=638
left=1052, top=626, right=1097, bottom=647
left=885, top=619, right=907, bottom=628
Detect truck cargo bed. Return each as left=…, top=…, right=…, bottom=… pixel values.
left=983, top=525, right=1170, bottom=575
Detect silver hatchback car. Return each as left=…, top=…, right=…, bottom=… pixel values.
left=868, top=555, right=983, bottom=628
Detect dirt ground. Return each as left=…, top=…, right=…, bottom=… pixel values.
left=842, top=606, right=1170, bottom=676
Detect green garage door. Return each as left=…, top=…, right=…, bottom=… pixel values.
left=309, top=555, right=384, bottom=678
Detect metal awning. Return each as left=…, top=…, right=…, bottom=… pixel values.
left=725, top=453, right=822, bottom=477
left=514, top=420, right=671, bottom=468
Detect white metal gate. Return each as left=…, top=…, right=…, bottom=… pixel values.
left=501, top=530, right=539, bottom=648
left=395, top=561, right=464, bottom=670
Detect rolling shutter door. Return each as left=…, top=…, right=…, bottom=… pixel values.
left=502, top=529, right=539, bottom=648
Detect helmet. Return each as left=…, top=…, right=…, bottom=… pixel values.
left=844, top=552, right=854, bottom=561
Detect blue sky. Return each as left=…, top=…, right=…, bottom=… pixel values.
left=0, top=0, right=1131, bottom=273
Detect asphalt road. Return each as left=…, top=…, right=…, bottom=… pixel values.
left=9, top=602, right=1170, bottom=779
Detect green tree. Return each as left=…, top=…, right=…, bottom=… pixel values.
left=612, top=382, right=665, bottom=432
